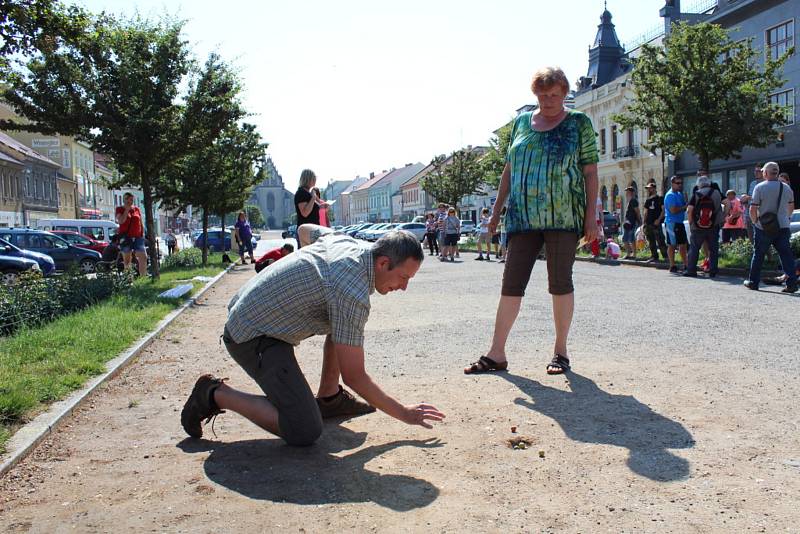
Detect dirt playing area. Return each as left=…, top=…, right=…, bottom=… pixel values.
left=1, top=244, right=799, bottom=532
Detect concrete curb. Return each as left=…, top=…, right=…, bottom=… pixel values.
left=574, top=255, right=782, bottom=277
left=0, top=262, right=236, bottom=478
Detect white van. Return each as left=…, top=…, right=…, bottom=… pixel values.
left=36, top=218, right=119, bottom=242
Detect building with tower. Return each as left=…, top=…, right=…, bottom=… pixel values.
left=248, top=158, right=294, bottom=229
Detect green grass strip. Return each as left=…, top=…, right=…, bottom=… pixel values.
left=0, top=254, right=227, bottom=453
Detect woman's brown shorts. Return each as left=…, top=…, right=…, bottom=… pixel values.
left=501, top=231, right=579, bottom=296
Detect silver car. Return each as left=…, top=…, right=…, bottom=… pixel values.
left=395, top=222, right=427, bottom=242
left=790, top=209, right=800, bottom=234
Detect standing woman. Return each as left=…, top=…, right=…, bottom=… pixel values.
left=233, top=211, right=256, bottom=265
left=424, top=212, right=439, bottom=256
left=442, top=207, right=461, bottom=262
left=463, top=66, right=599, bottom=376
left=294, top=170, right=328, bottom=247
left=115, top=192, right=148, bottom=277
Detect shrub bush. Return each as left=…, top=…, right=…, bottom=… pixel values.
left=0, top=269, right=134, bottom=336
left=162, top=248, right=203, bottom=269
left=791, top=232, right=800, bottom=259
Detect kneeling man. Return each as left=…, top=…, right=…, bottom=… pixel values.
left=181, top=225, right=444, bottom=445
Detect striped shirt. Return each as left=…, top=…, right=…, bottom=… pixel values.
left=226, top=233, right=375, bottom=347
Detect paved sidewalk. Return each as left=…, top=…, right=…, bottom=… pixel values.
left=1, top=249, right=798, bottom=532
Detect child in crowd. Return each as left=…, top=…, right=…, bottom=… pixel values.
left=605, top=238, right=621, bottom=260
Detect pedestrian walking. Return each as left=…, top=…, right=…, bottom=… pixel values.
left=424, top=212, right=439, bottom=256
left=721, top=190, right=746, bottom=243
left=684, top=175, right=723, bottom=278
left=475, top=208, right=492, bottom=261
left=622, top=186, right=641, bottom=259
left=663, top=176, right=688, bottom=273
left=165, top=229, right=177, bottom=256
left=643, top=181, right=668, bottom=263
left=462, top=66, right=599, bottom=376
left=442, top=207, right=460, bottom=262
left=744, top=162, right=797, bottom=293
left=181, top=225, right=444, bottom=446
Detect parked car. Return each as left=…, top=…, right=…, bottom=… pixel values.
left=36, top=218, right=118, bottom=242
left=460, top=219, right=476, bottom=236
left=357, top=223, right=389, bottom=240
left=0, top=253, right=40, bottom=284
left=194, top=228, right=258, bottom=252
left=602, top=211, right=620, bottom=238
left=0, top=228, right=101, bottom=273
left=791, top=209, right=800, bottom=234
left=347, top=223, right=373, bottom=237
left=368, top=223, right=399, bottom=241
left=51, top=230, right=108, bottom=254
left=395, top=222, right=427, bottom=242
left=0, top=237, right=56, bottom=276
left=281, top=225, right=297, bottom=240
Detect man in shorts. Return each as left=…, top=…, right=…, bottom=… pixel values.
left=663, top=176, right=688, bottom=273
left=181, top=225, right=444, bottom=446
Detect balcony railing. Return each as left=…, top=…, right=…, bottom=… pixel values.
left=612, top=146, right=641, bottom=159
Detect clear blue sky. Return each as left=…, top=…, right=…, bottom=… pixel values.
left=75, top=0, right=665, bottom=190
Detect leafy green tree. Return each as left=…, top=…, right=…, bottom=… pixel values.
left=1, top=16, right=246, bottom=278
left=0, top=0, right=91, bottom=75
left=613, top=21, right=792, bottom=171
left=481, top=122, right=512, bottom=189
left=245, top=204, right=265, bottom=228
left=420, top=148, right=486, bottom=211
left=161, top=123, right=266, bottom=265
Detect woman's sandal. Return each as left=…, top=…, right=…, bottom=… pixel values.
left=464, top=356, right=508, bottom=375
left=546, top=354, right=571, bottom=375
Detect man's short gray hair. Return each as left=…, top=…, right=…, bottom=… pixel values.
left=372, top=230, right=424, bottom=268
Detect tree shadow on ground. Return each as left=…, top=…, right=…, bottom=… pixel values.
left=495, top=372, right=694, bottom=482
left=177, top=425, right=442, bottom=511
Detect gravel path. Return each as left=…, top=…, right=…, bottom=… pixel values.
left=1, top=238, right=798, bottom=533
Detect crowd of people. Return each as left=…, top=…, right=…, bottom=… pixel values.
left=612, top=162, right=797, bottom=293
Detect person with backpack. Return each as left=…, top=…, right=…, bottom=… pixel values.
left=684, top=174, right=723, bottom=278
left=744, top=162, right=797, bottom=293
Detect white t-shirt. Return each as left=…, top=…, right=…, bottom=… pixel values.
left=479, top=216, right=490, bottom=234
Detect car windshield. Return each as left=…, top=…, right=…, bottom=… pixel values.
left=0, top=238, right=18, bottom=251
left=792, top=212, right=800, bottom=222
left=461, top=220, right=472, bottom=225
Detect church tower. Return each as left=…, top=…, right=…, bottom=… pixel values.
left=577, top=5, right=631, bottom=93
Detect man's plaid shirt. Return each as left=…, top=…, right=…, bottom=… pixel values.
left=226, top=233, right=375, bottom=347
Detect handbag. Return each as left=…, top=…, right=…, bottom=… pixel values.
left=758, top=181, right=783, bottom=236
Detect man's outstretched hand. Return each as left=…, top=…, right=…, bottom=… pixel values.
left=402, top=404, right=446, bottom=429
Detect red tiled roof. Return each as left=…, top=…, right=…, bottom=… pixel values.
left=354, top=170, right=390, bottom=192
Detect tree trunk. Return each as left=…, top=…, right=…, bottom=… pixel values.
left=141, top=174, right=160, bottom=279
left=220, top=212, right=227, bottom=253
left=699, top=152, right=710, bottom=174
left=201, top=208, right=209, bottom=266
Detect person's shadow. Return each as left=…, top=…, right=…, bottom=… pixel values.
left=177, top=425, right=442, bottom=511
left=496, top=372, right=694, bottom=481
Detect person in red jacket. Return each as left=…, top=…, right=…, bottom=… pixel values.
left=115, top=192, right=147, bottom=277
left=254, top=243, right=295, bottom=273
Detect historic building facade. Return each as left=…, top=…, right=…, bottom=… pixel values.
left=248, top=158, right=293, bottom=229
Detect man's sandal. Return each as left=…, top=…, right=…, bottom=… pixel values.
left=464, top=356, right=508, bottom=375
left=546, top=354, right=570, bottom=375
